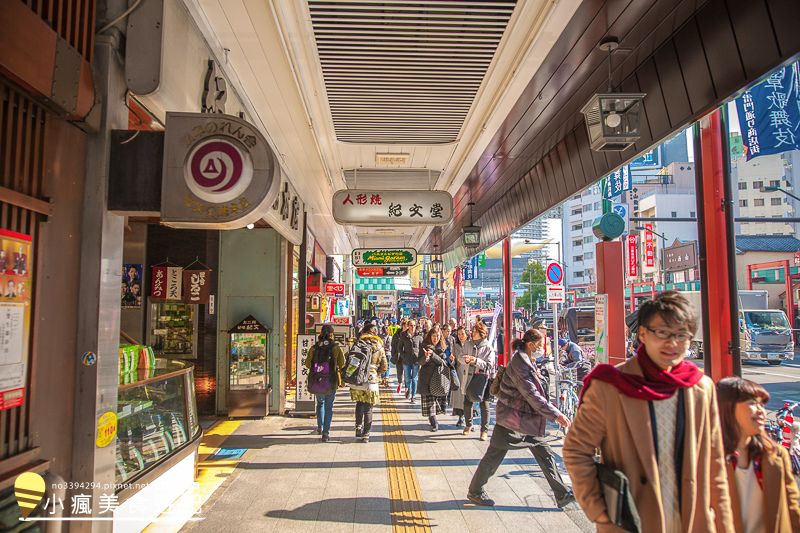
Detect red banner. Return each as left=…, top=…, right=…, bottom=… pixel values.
left=182, top=269, right=211, bottom=304
left=645, top=224, right=654, bottom=267
left=627, top=235, right=638, bottom=277
left=325, top=283, right=345, bottom=294
left=356, top=267, right=383, bottom=277
left=151, top=266, right=167, bottom=298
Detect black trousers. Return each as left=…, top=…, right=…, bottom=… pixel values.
left=463, top=398, right=490, bottom=432
left=468, top=424, right=570, bottom=502
left=355, top=401, right=374, bottom=435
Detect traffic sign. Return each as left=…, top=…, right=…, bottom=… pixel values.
left=546, top=262, right=563, bottom=285
left=547, top=285, right=565, bottom=303
left=794, top=251, right=800, bottom=266
left=612, top=203, right=630, bottom=235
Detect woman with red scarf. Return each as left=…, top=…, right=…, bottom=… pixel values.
left=563, top=291, right=734, bottom=532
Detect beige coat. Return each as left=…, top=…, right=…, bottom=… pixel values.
left=562, top=356, right=734, bottom=533
left=727, top=445, right=800, bottom=533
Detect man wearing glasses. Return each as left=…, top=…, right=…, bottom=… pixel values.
left=563, top=291, right=733, bottom=533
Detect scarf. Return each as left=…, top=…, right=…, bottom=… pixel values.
left=579, top=344, right=703, bottom=403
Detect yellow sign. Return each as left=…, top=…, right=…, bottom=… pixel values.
left=96, top=411, right=118, bottom=448
left=14, top=472, right=45, bottom=519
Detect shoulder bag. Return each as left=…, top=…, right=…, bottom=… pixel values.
left=595, top=463, right=641, bottom=533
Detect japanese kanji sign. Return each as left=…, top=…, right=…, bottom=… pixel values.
left=735, top=61, right=800, bottom=161
left=356, top=266, right=408, bottom=277
left=162, top=112, right=282, bottom=231
left=166, top=267, right=183, bottom=301
left=627, top=235, right=638, bottom=277
left=182, top=269, right=211, bottom=304
left=603, top=165, right=632, bottom=199
left=352, top=248, right=417, bottom=267
left=295, top=335, right=316, bottom=404
left=644, top=223, right=655, bottom=268
left=332, top=190, right=453, bottom=226
left=151, top=266, right=167, bottom=298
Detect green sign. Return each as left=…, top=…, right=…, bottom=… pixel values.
left=478, top=253, right=486, bottom=267
left=352, top=248, right=417, bottom=267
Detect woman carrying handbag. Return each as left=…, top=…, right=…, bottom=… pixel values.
left=462, top=321, right=495, bottom=441
left=417, top=325, right=452, bottom=431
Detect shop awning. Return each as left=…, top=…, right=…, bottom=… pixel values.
left=355, top=276, right=412, bottom=291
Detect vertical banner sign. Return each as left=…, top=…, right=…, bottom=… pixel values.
left=645, top=224, right=654, bottom=267
left=594, top=294, right=608, bottom=364
left=166, top=267, right=183, bottom=300
left=182, top=270, right=211, bottom=304
left=603, top=166, right=632, bottom=199
left=151, top=266, right=167, bottom=298
left=295, top=334, right=316, bottom=412
left=735, top=61, right=800, bottom=160
left=627, top=235, right=638, bottom=277
left=0, top=230, right=32, bottom=411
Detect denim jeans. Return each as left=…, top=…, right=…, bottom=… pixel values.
left=403, top=364, right=420, bottom=397
left=315, top=392, right=336, bottom=436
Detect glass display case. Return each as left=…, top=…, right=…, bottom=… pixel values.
left=115, top=360, right=201, bottom=488
left=147, top=299, right=198, bottom=359
left=228, top=315, right=271, bottom=417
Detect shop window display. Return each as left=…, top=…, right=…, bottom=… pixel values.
left=114, top=359, right=200, bottom=487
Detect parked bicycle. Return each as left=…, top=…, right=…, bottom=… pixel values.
left=554, top=366, right=580, bottom=436
left=766, top=401, right=800, bottom=488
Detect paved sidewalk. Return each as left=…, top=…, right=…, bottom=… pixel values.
left=181, top=383, right=595, bottom=533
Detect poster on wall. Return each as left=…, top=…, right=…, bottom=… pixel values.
left=122, top=264, right=143, bottom=309
left=0, top=230, right=32, bottom=411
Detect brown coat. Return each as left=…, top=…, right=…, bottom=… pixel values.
left=726, top=445, right=800, bottom=533
left=562, top=356, right=734, bottom=533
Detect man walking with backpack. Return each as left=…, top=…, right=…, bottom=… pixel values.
left=391, top=319, right=408, bottom=394
left=305, top=324, right=346, bottom=442
left=343, top=321, right=387, bottom=443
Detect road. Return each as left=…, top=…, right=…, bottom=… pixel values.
left=694, top=355, right=800, bottom=418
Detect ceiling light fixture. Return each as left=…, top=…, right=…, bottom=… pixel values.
left=462, top=201, right=481, bottom=248
left=580, top=38, right=645, bottom=152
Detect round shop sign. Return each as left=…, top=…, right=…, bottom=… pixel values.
left=183, top=137, right=254, bottom=203
left=81, top=351, right=96, bottom=366
left=96, top=412, right=118, bottom=448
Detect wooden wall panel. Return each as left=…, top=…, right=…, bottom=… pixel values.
left=653, top=42, right=693, bottom=126
left=767, top=0, right=800, bottom=57
left=726, top=0, right=781, bottom=78
left=674, top=20, right=717, bottom=113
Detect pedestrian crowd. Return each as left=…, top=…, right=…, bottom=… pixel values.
left=304, top=291, right=800, bottom=532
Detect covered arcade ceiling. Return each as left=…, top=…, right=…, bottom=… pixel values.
left=185, top=0, right=800, bottom=262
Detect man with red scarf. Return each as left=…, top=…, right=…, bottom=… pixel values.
left=563, top=291, right=734, bottom=532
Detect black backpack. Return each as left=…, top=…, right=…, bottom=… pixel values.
left=308, top=341, right=337, bottom=395
left=341, top=338, right=373, bottom=386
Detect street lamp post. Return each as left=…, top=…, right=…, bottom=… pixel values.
left=635, top=225, right=667, bottom=291
left=761, top=185, right=800, bottom=202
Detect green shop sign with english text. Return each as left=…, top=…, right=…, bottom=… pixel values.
left=352, top=248, right=417, bottom=267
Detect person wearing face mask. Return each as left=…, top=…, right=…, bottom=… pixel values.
left=563, top=290, right=733, bottom=532
left=449, top=326, right=469, bottom=427
left=466, top=328, right=573, bottom=508
left=716, top=377, right=800, bottom=533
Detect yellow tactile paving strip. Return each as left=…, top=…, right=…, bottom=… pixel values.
left=380, top=388, right=432, bottom=533
left=143, top=419, right=243, bottom=533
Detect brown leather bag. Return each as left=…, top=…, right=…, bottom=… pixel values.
left=489, top=365, right=506, bottom=396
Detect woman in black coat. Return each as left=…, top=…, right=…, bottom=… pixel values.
left=417, top=324, right=452, bottom=431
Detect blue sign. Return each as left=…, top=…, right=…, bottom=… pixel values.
left=546, top=263, right=563, bottom=285
left=429, top=277, right=436, bottom=296
left=603, top=165, right=632, bottom=199
left=612, top=203, right=630, bottom=236
left=736, top=61, right=800, bottom=161
left=630, top=148, right=659, bottom=168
